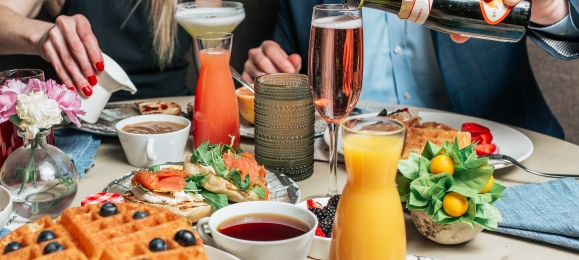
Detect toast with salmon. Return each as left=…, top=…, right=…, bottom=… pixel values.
left=122, top=166, right=213, bottom=223
left=184, top=141, right=269, bottom=203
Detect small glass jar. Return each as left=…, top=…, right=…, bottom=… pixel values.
left=254, top=73, right=315, bottom=181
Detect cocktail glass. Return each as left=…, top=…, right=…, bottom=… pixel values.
left=175, top=1, right=245, bottom=70
left=308, top=5, right=363, bottom=196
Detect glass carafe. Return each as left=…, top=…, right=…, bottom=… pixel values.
left=331, top=117, right=406, bottom=259
left=193, top=32, right=240, bottom=149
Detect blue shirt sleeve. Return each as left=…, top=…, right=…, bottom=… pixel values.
left=529, top=2, right=579, bottom=39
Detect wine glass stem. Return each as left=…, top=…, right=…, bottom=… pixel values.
left=327, top=122, right=339, bottom=197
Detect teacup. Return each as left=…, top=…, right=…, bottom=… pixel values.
left=115, top=115, right=190, bottom=167
left=196, top=201, right=317, bottom=260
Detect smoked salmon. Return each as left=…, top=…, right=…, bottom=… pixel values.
left=223, top=152, right=269, bottom=200
left=131, top=168, right=188, bottom=192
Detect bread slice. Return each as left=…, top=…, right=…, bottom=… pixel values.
left=122, top=191, right=213, bottom=224
left=381, top=109, right=472, bottom=159
left=135, top=101, right=182, bottom=116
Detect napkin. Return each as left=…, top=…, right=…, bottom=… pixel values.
left=54, top=128, right=102, bottom=178
left=492, top=178, right=579, bottom=251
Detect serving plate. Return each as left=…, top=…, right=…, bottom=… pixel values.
left=72, top=103, right=188, bottom=136
left=323, top=111, right=533, bottom=169
left=102, top=163, right=301, bottom=204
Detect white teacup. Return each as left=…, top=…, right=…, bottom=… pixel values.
left=196, top=201, right=317, bottom=260
left=115, top=115, right=190, bottom=167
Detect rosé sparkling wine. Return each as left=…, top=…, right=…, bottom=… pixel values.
left=309, top=15, right=363, bottom=124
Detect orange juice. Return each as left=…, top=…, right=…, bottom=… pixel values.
left=194, top=49, right=240, bottom=149
left=330, top=134, right=406, bottom=260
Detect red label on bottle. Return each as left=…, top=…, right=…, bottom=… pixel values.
left=407, top=0, right=433, bottom=24
left=480, top=0, right=512, bottom=25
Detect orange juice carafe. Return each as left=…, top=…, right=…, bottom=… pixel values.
left=194, top=32, right=240, bottom=149
left=330, top=117, right=407, bottom=260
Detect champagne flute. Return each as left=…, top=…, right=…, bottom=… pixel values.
left=308, top=5, right=363, bottom=196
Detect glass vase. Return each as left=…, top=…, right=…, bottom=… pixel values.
left=0, top=129, right=78, bottom=221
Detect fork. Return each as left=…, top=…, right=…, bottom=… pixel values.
left=482, top=154, right=579, bottom=178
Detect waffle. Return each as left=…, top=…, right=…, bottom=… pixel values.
left=382, top=109, right=472, bottom=159
left=0, top=203, right=207, bottom=260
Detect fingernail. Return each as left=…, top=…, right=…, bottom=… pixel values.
left=82, top=86, right=93, bottom=96
left=88, top=75, right=97, bottom=86
left=95, top=60, right=104, bottom=71
left=68, top=86, right=76, bottom=92
left=285, top=68, right=295, bottom=73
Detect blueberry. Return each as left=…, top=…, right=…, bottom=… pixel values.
left=99, top=203, right=118, bottom=217
left=3, top=241, right=23, bottom=254
left=174, top=230, right=196, bottom=247
left=133, top=211, right=148, bottom=219
left=43, top=242, right=65, bottom=255
left=37, top=230, right=57, bottom=243
left=149, top=238, right=167, bottom=252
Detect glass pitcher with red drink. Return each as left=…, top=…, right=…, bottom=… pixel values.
left=193, top=32, right=240, bottom=149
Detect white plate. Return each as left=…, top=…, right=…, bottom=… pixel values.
left=323, top=111, right=533, bottom=169
left=205, top=245, right=240, bottom=260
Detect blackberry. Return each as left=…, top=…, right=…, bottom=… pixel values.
left=309, top=208, right=326, bottom=221
left=319, top=217, right=334, bottom=237
left=322, top=206, right=336, bottom=219
left=327, top=195, right=341, bottom=208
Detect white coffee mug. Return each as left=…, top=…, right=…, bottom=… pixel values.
left=196, top=201, right=317, bottom=260
left=115, top=114, right=190, bottom=167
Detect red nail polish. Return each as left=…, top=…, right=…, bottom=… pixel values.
left=82, top=86, right=93, bottom=96
left=88, top=75, right=97, bottom=86
left=68, top=86, right=76, bottom=92
left=96, top=60, right=104, bottom=71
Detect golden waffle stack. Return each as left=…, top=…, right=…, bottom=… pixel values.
left=0, top=203, right=207, bottom=260
left=383, top=109, right=471, bottom=159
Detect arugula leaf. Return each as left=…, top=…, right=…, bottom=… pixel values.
left=148, top=165, right=161, bottom=172
left=230, top=168, right=251, bottom=190
left=200, top=190, right=229, bottom=210
left=136, top=182, right=151, bottom=192
left=251, top=186, right=266, bottom=199
left=186, top=173, right=208, bottom=185
left=183, top=181, right=201, bottom=193
left=191, top=142, right=213, bottom=166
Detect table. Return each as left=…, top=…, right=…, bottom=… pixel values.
left=73, top=96, right=579, bottom=259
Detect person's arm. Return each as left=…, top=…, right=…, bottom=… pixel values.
left=241, top=0, right=301, bottom=83
left=0, top=1, right=103, bottom=96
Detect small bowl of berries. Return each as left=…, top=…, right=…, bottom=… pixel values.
left=298, top=194, right=340, bottom=260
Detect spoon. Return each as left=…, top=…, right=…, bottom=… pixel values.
left=482, top=154, right=579, bottom=178
left=229, top=66, right=255, bottom=93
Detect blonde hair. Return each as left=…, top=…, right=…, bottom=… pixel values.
left=124, top=0, right=182, bottom=70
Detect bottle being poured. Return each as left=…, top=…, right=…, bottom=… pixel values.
left=343, top=0, right=531, bottom=42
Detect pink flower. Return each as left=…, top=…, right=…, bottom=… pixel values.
left=0, top=79, right=32, bottom=122
left=42, top=79, right=85, bottom=127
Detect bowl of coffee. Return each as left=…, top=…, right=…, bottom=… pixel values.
left=115, top=115, right=191, bottom=167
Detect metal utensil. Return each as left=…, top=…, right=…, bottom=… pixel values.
left=482, top=154, right=579, bottom=178
left=230, top=66, right=255, bottom=93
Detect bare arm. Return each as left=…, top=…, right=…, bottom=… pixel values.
left=0, top=1, right=103, bottom=97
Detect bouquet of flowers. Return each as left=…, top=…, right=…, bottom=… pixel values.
left=396, top=138, right=506, bottom=244
left=0, top=78, right=85, bottom=195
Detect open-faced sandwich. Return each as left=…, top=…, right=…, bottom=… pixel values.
left=123, top=140, right=269, bottom=223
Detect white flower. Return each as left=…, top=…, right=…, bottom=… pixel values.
left=16, top=91, right=62, bottom=139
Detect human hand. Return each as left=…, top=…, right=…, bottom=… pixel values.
left=242, top=40, right=301, bottom=83
left=450, top=0, right=569, bottom=43
left=37, top=14, right=103, bottom=97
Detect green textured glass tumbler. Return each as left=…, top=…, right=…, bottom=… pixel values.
left=254, top=73, right=315, bottom=181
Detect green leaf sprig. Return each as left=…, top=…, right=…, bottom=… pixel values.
left=397, top=138, right=506, bottom=230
